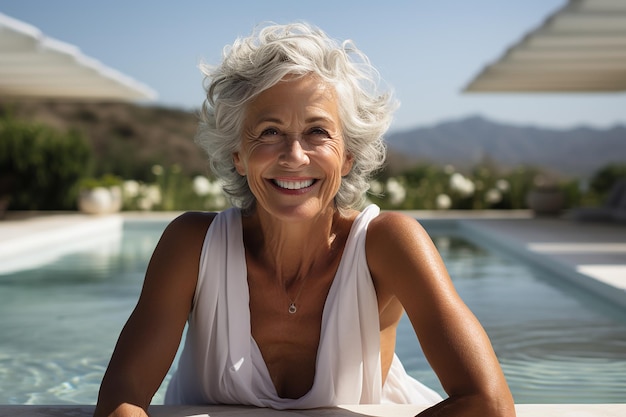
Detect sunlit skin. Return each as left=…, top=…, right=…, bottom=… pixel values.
left=93, top=74, right=515, bottom=417
left=233, top=74, right=353, bottom=224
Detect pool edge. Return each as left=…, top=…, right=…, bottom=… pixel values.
left=1, top=403, right=625, bottom=417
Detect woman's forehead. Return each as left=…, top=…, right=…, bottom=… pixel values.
left=245, top=76, right=339, bottom=123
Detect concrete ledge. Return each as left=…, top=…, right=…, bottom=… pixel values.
left=1, top=404, right=626, bottom=417
left=0, top=214, right=123, bottom=274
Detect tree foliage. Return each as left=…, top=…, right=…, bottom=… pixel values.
left=0, top=115, right=93, bottom=210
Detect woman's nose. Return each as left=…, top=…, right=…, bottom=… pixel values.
left=279, top=136, right=309, bottom=168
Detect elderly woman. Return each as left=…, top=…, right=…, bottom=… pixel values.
left=94, top=23, right=515, bottom=417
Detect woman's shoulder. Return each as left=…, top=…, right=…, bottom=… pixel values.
left=170, top=210, right=219, bottom=228
left=161, top=210, right=221, bottom=246
left=366, top=211, right=434, bottom=264
left=172, top=210, right=220, bottom=226
left=368, top=210, right=427, bottom=238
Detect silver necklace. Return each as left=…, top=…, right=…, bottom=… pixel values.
left=286, top=277, right=308, bottom=314
left=283, top=233, right=337, bottom=314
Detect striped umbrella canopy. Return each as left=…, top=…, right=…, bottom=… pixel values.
left=0, top=12, right=157, bottom=101
left=464, top=0, right=626, bottom=93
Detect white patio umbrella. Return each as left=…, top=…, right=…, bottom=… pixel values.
left=0, top=12, right=157, bottom=101
left=464, top=0, right=626, bottom=93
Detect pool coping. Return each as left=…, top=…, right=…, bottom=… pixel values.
left=1, top=403, right=626, bottom=417
left=0, top=214, right=124, bottom=274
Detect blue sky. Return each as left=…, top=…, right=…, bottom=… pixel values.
left=2, top=0, right=625, bottom=133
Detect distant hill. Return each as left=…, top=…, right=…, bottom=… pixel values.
left=386, top=116, right=626, bottom=179
left=2, top=101, right=624, bottom=180
left=0, top=100, right=207, bottom=180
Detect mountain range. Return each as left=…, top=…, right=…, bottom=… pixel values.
left=385, top=115, right=626, bottom=179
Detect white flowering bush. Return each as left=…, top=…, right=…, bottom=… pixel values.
left=496, top=179, right=510, bottom=192
left=436, top=194, right=452, bottom=210
left=108, top=160, right=572, bottom=212
left=484, top=188, right=502, bottom=205
left=191, top=175, right=227, bottom=210
left=368, top=162, right=546, bottom=210
left=122, top=180, right=163, bottom=211
left=449, top=173, right=475, bottom=198
left=116, top=165, right=228, bottom=211
left=368, top=179, right=384, bottom=196
left=385, top=177, right=407, bottom=206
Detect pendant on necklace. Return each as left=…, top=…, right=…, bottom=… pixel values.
left=288, top=303, right=297, bottom=314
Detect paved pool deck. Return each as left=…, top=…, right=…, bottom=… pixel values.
left=0, top=210, right=625, bottom=416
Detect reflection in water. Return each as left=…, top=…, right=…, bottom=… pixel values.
left=0, top=222, right=166, bottom=404
left=0, top=222, right=625, bottom=404
left=397, top=232, right=626, bottom=404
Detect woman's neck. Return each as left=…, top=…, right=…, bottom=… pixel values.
left=243, top=206, right=344, bottom=285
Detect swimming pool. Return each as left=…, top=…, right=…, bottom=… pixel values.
left=0, top=219, right=624, bottom=404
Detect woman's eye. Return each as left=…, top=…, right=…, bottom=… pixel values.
left=309, top=127, right=329, bottom=136
left=260, top=128, right=279, bottom=137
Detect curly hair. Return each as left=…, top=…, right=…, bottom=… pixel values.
left=195, top=22, right=397, bottom=212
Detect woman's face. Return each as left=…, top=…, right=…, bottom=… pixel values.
left=234, top=75, right=352, bottom=222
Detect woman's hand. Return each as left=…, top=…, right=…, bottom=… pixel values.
left=96, top=403, right=149, bottom=417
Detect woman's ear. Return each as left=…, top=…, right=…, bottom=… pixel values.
left=341, top=152, right=354, bottom=177
left=233, top=152, right=246, bottom=176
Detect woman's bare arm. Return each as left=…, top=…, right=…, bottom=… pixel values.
left=93, top=212, right=215, bottom=417
left=367, top=211, right=515, bottom=417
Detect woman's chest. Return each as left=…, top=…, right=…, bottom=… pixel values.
left=246, top=262, right=336, bottom=398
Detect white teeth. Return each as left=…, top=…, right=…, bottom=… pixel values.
left=274, top=179, right=314, bottom=190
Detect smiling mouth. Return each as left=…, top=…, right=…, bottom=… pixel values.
left=272, top=179, right=316, bottom=190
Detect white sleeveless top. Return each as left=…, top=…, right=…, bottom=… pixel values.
left=164, top=205, right=442, bottom=408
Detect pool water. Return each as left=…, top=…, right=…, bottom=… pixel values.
left=0, top=220, right=625, bottom=404
left=398, top=229, right=626, bottom=404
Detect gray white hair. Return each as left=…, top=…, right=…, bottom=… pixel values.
left=195, top=22, right=396, bottom=212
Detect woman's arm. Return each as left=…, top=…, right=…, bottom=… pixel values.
left=367, top=211, right=515, bottom=417
left=93, top=212, right=215, bottom=417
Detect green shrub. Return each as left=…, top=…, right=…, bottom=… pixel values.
left=589, top=163, right=626, bottom=202
left=79, top=174, right=122, bottom=190
left=0, top=116, right=93, bottom=210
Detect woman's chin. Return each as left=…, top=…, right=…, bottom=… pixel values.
left=256, top=199, right=334, bottom=223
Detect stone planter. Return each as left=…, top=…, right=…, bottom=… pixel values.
left=526, top=187, right=564, bottom=216
left=78, top=186, right=122, bottom=215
